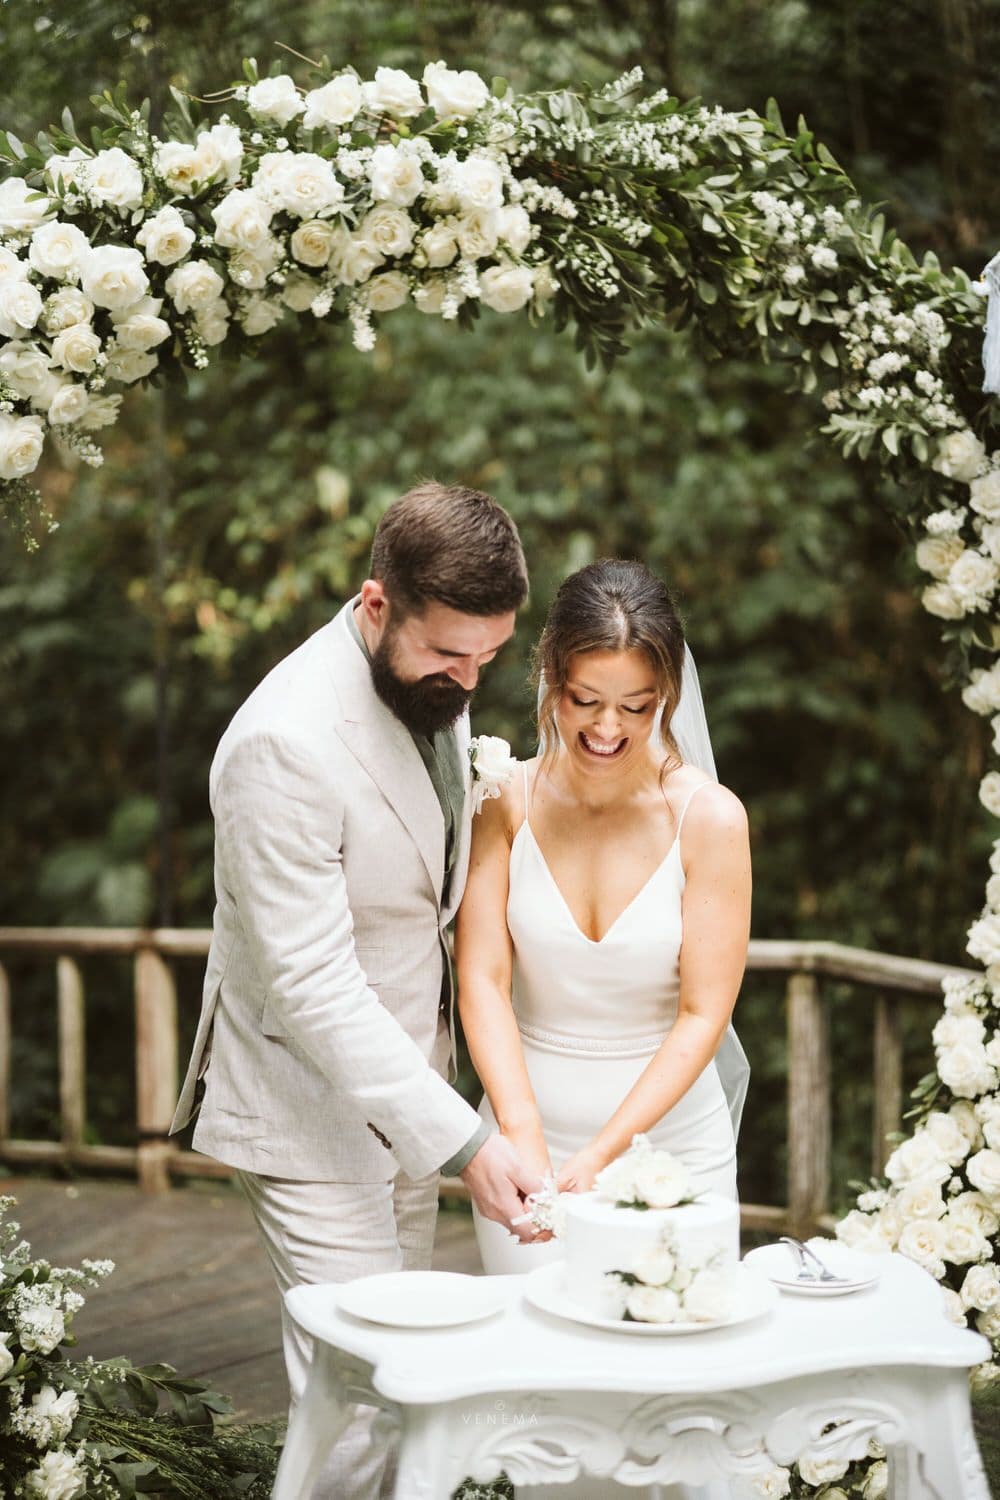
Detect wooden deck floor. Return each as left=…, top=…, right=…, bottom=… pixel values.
left=3, top=1175, right=480, bottom=1423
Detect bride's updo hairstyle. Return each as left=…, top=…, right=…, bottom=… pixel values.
left=534, top=559, right=686, bottom=766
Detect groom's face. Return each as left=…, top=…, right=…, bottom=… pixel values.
left=361, top=587, right=515, bottom=737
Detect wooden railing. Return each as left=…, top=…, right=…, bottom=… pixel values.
left=0, top=928, right=975, bottom=1234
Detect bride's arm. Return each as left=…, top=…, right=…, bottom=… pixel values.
left=455, top=785, right=552, bottom=1180
left=557, top=784, right=751, bottom=1191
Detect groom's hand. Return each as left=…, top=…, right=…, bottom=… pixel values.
left=460, top=1135, right=543, bottom=1244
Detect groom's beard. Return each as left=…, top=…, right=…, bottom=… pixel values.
left=370, top=631, right=473, bottom=738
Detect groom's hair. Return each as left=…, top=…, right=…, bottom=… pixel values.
left=371, top=481, right=528, bottom=618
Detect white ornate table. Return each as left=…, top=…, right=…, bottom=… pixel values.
left=272, top=1253, right=991, bottom=1499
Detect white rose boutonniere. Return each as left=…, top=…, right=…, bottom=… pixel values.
left=469, top=734, right=517, bottom=814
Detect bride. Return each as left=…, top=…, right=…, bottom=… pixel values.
left=454, top=559, right=751, bottom=1497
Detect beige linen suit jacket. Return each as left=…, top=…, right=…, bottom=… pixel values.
left=169, top=599, right=483, bottom=1182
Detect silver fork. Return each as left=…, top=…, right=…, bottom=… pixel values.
left=779, top=1236, right=849, bottom=1284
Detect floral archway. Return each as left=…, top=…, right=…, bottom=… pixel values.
left=1, top=55, right=999, bottom=1498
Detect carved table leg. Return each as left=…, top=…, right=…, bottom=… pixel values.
left=394, top=1405, right=459, bottom=1500
left=915, top=1369, right=990, bottom=1500
left=271, top=1343, right=353, bottom=1500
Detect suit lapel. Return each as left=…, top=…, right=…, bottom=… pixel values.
left=444, top=712, right=474, bottom=924
left=327, top=603, right=445, bottom=903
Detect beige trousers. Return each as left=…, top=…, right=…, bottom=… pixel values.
left=236, top=1166, right=440, bottom=1500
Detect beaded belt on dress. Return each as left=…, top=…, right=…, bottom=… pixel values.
left=517, top=1020, right=667, bottom=1057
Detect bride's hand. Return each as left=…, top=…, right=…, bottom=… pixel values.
left=502, top=1129, right=557, bottom=1244
left=555, top=1145, right=605, bottom=1195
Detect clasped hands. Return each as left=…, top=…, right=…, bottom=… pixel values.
left=460, top=1130, right=607, bottom=1246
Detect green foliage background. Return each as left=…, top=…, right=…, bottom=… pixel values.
left=2, top=0, right=999, bottom=1210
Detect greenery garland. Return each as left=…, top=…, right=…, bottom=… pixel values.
left=2, top=54, right=1000, bottom=1499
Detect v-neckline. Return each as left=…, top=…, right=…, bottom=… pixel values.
left=518, top=820, right=679, bottom=946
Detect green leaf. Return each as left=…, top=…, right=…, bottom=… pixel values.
left=882, top=425, right=899, bottom=456
left=491, top=76, right=508, bottom=99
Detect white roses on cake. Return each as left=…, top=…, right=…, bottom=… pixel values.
left=594, top=1132, right=693, bottom=1209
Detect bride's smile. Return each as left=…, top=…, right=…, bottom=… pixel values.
left=556, top=648, right=661, bottom=783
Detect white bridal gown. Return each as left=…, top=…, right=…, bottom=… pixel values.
left=473, top=764, right=738, bottom=1500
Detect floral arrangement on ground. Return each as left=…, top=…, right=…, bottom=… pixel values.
left=0, top=1196, right=277, bottom=1500
left=4, top=52, right=1000, bottom=1500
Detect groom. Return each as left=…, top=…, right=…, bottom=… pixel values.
left=170, top=481, right=541, bottom=1498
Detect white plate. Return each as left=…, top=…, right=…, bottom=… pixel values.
left=337, top=1271, right=510, bottom=1328
left=523, top=1260, right=777, bottom=1335
left=743, top=1239, right=883, bottom=1296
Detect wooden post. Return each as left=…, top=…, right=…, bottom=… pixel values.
left=57, top=956, right=86, bottom=1149
left=135, top=946, right=178, bottom=1193
left=872, top=994, right=903, bottom=1177
left=0, top=962, right=10, bottom=1144
left=787, top=970, right=830, bottom=1237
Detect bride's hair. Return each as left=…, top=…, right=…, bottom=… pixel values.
left=533, top=559, right=686, bottom=767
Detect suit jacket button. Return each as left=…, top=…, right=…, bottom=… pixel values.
left=366, top=1122, right=392, bottom=1149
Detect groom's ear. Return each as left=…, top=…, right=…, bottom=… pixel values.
left=359, top=578, right=390, bottom=630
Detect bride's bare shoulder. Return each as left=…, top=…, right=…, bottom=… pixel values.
left=667, top=767, right=747, bottom=836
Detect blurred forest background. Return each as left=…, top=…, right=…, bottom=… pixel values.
left=2, top=0, right=999, bottom=1211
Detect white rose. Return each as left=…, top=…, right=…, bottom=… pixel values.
left=631, top=1242, right=676, bottom=1286
left=922, top=581, right=966, bottom=619
left=0, top=1331, right=12, bottom=1378
left=983, top=1113, right=1000, bottom=1152
left=368, top=143, right=425, bottom=208
left=934, top=1013, right=986, bottom=1049
left=154, top=141, right=209, bottom=196
left=421, top=221, right=458, bottom=268
left=968, top=914, right=1000, bottom=967
left=988, top=872, right=1000, bottom=911
left=414, top=278, right=447, bottom=315
left=937, top=1039, right=997, bottom=1098
left=748, top=1468, right=791, bottom=1499
left=455, top=209, right=499, bottom=260
left=480, top=263, right=535, bottom=313
left=422, top=61, right=489, bottom=119
left=165, top=260, right=225, bottom=313
left=80, top=244, right=149, bottom=311
left=884, top=1130, right=950, bottom=1186
left=496, top=203, right=533, bottom=255
left=290, top=219, right=336, bottom=267
left=362, top=66, right=425, bottom=118
left=961, top=1262, right=1000, bottom=1311
left=915, top=534, right=964, bottom=579
left=967, top=1147, right=1000, bottom=1200
left=0, top=275, right=43, bottom=337
left=950, top=1101, right=986, bottom=1155
left=896, top=1178, right=946, bottom=1222
left=942, top=1286, right=968, bottom=1324
left=77, top=393, right=122, bottom=431
left=358, top=204, right=416, bottom=259
left=859, top=1459, right=888, bottom=1500
left=625, top=1283, right=680, bottom=1323
left=971, top=471, right=1000, bottom=520
left=452, top=153, right=504, bottom=212
left=45, top=148, right=88, bottom=190
left=0, top=412, right=44, bottom=479
left=240, top=295, right=283, bottom=335
left=949, top=1189, right=998, bottom=1237
left=631, top=1153, right=690, bottom=1209
left=80, top=146, right=144, bottom=211
left=113, top=310, right=170, bottom=352
left=254, top=151, right=344, bottom=218
left=227, top=238, right=282, bottom=290
left=303, top=74, right=363, bottom=129
left=211, top=188, right=274, bottom=251
left=897, top=1217, right=947, bottom=1277
left=28, top=219, right=89, bottom=281
left=682, top=1268, right=732, bottom=1322
left=949, top=548, right=999, bottom=611
left=50, top=322, right=101, bottom=372
left=933, top=429, right=987, bottom=482
left=18, top=1301, right=66, bottom=1353
left=327, top=230, right=383, bottom=287
left=246, top=74, right=304, bottom=125
left=923, top=1109, right=973, bottom=1166
left=977, top=1305, right=1000, bottom=1338
left=41, top=286, right=94, bottom=332
left=195, top=299, right=230, bottom=346
left=592, top=1153, right=640, bottom=1204
left=281, top=273, right=322, bottom=312
left=941, top=1214, right=990, bottom=1265
left=797, top=1453, right=848, bottom=1485
left=28, top=1385, right=79, bottom=1444
left=0, top=176, right=53, bottom=234
left=0, top=246, right=28, bottom=283
left=835, top=1209, right=890, bottom=1253
left=365, top=270, right=409, bottom=312
left=0, top=341, right=52, bottom=399
left=105, top=346, right=158, bottom=384
left=200, top=122, right=244, bottom=184
left=24, top=1449, right=87, bottom=1500
left=981, top=774, right=1000, bottom=819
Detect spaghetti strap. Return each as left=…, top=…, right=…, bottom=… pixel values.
left=513, top=759, right=531, bottom=837
left=674, top=779, right=713, bottom=841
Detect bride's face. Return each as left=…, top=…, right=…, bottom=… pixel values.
left=555, top=648, right=661, bottom=772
